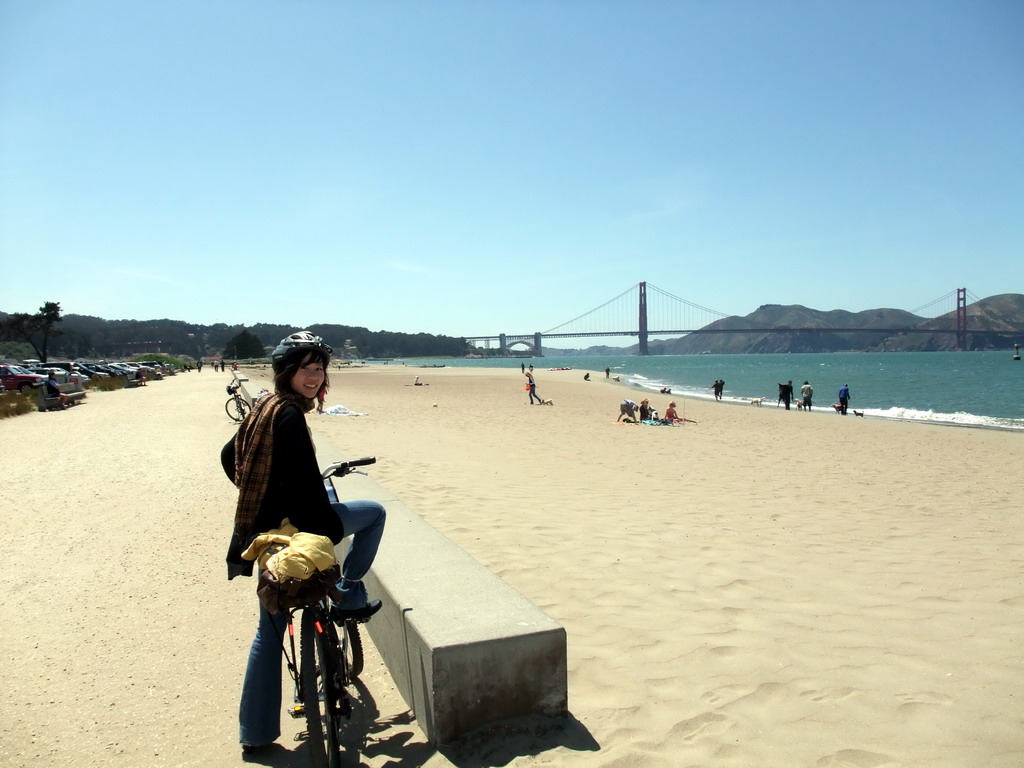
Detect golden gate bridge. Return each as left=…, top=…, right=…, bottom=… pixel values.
left=463, top=283, right=986, bottom=356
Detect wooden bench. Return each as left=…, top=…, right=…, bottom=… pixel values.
left=34, top=379, right=87, bottom=412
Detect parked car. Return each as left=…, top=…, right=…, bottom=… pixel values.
left=75, top=364, right=110, bottom=378
left=0, top=364, right=45, bottom=393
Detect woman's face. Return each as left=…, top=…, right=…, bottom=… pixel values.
left=290, top=354, right=325, bottom=399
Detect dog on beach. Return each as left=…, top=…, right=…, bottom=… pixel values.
left=853, top=410, right=864, bottom=417
left=540, top=399, right=554, bottom=406
left=831, top=403, right=844, bottom=414
left=750, top=397, right=764, bottom=407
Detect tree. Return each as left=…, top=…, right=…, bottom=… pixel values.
left=0, top=301, right=63, bottom=361
left=223, top=329, right=265, bottom=359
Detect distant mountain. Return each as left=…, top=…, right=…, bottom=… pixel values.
left=567, top=294, right=1024, bottom=355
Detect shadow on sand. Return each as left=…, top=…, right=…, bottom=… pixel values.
left=240, top=674, right=598, bottom=768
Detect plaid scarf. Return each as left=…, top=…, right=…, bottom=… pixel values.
left=226, top=391, right=310, bottom=578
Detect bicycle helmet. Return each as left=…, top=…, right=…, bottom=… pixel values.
left=270, top=331, right=333, bottom=372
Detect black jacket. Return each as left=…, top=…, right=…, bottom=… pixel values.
left=222, top=401, right=344, bottom=577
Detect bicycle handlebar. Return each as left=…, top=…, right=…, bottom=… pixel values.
left=321, top=457, right=376, bottom=479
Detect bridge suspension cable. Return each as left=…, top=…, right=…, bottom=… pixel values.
left=645, top=283, right=729, bottom=321
left=543, top=283, right=638, bottom=334
left=910, top=289, right=980, bottom=317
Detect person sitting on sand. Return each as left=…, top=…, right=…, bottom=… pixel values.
left=639, top=399, right=656, bottom=421
left=663, top=401, right=697, bottom=425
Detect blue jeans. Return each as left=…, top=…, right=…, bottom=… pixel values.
left=529, top=384, right=542, bottom=404
left=238, top=500, right=386, bottom=746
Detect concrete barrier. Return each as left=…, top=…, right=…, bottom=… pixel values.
left=332, top=469, right=568, bottom=746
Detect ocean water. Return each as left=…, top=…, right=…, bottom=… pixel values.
left=392, top=351, right=1024, bottom=431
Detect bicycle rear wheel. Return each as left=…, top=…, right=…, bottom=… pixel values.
left=225, top=396, right=250, bottom=422
left=300, top=607, right=347, bottom=768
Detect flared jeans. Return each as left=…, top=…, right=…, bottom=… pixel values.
left=238, top=499, right=386, bottom=747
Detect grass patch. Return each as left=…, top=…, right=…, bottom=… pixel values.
left=85, top=376, right=128, bottom=392
left=0, top=390, right=37, bottom=419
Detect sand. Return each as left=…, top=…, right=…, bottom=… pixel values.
left=1, top=364, right=1021, bottom=768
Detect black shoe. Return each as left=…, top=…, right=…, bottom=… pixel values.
left=241, top=743, right=273, bottom=756
left=332, top=599, right=382, bottom=624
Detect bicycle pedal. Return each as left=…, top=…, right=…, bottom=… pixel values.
left=288, top=705, right=305, bottom=719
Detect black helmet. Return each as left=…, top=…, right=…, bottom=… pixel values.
left=270, top=331, right=333, bottom=372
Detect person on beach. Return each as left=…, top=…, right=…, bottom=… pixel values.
left=838, top=383, right=851, bottom=415
left=221, top=331, right=386, bottom=755
left=777, top=380, right=793, bottom=410
left=45, top=371, right=68, bottom=408
left=800, top=381, right=813, bottom=411
left=639, top=398, right=656, bottom=420
left=712, top=379, right=724, bottom=400
left=524, top=369, right=542, bottom=404
left=605, top=367, right=610, bottom=379
left=664, top=401, right=697, bottom=425
left=584, top=372, right=590, bottom=381
left=618, top=398, right=639, bottom=422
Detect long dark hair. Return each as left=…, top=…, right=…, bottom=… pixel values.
left=272, top=348, right=331, bottom=411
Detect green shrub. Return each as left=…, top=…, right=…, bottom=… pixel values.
left=0, top=390, right=37, bottom=419
left=85, top=376, right=127, bottom=392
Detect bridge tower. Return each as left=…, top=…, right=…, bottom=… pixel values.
left=498, top=333, right=508, bottom=354
left=956, top=288, right=967, bottom=351
left=534, top=332, right=543, bottom=357
left=638, top=281, right=649, bottom=356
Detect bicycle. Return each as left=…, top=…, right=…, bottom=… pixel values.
left=280, top=456, right=377, bottom=768
left=225, top=383, right=251, bottom=422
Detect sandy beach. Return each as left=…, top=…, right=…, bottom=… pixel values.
left=1, top=364, right=1022, bottom=768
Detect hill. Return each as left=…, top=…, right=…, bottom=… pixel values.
left=570, top=294, right=1024, bottom=355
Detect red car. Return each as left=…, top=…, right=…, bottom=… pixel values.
left=0, top=364, right=45, bottom=393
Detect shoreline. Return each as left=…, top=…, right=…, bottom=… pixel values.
left=346, top=361, right=1024, bottom=432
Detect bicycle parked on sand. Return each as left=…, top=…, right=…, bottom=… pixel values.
left=225, top=383, right=251, bottom=422
left=281, top=457, right=377, bottom=768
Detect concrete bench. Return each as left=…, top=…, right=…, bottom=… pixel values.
left=33, top=379, right=87, bottom=411
left=231, top=372, right=255, bottom=406
left=331, top=469, right=568, bottom=746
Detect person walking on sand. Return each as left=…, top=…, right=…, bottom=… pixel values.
left=220, top=331, right=386, bottom=755
left=838, top=383, right=851, bottom=415
left=800, top=381, right=813, bottom=411
left=712, top=379, right=724, bottom=401
left=777, top=380, right=793, bottom=410
left=524, top=369, right=543, bottom=404
left=605, top=367, right=610, bottom=379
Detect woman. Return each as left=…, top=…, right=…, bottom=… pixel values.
left=524, top=369, right=542, bottom=404
left=664, top=401, right=698, bottom=425
left=221, top=331, right=385, bottom=753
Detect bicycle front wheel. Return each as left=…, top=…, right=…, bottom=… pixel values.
left=343, top=620, right=364, bottom=680
left=300, top=608, right=346, bottom=768
left=225, top=396, right=250, bottom=423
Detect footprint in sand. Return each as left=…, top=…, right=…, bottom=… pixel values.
left=896, top=690, right=954, bottom=715
left=667, top=711, right=731, bottom=743
left=800, top=686, right=858, bottom=703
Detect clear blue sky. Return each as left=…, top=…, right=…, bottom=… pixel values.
left=2, top=1, right=1021, bottom=348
